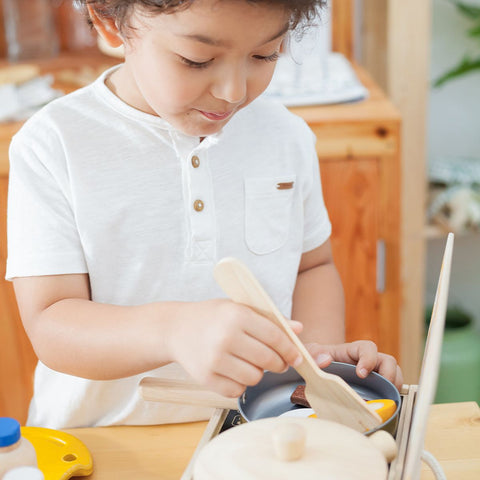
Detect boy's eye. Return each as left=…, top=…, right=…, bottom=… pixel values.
left=180, top=57, right=212, bottom=69
left=253, top=52, right=280, bottom=63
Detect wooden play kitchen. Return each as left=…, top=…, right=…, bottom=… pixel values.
left=140, top=235, right=455, bottom=480
left=46, top=401, right=477, bottom=480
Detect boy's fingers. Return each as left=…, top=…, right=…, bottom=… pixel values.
left=394, top=365, right=404, bottom=390
left=375, top=353, right=399, bottom=383
left=350, top=340, right=378, bottom=378
left=377, top=360, right=403, bottom=390
left=288, top=319, right=304, bottom=335
left=213, top=353, right=265, bottom=389
left=243, top=313, right=302, bottom=367
left=304, top=341, right=403, bottom=390
left=229, top=333, right=289, bottom=373
left=206, top=372, right=248, bottom=399
left=305, top=343, right=334, bottom=367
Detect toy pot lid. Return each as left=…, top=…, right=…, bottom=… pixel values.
left=194, top=417, right=397, bottom=480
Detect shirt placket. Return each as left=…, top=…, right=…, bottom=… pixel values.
left=174, top=135, right=216, bottom=264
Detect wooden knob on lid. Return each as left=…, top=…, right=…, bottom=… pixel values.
left=272, top=422, right=306, bottom=461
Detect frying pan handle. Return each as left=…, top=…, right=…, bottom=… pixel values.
left=139, top=377, right=239, bottom=410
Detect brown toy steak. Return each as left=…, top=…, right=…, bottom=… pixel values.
left=290, top=384, right=310, bottom=408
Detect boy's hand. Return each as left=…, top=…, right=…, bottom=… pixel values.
left=168, top=299, right=303, bottom=398
left=305, top=341, right=403, bottom=390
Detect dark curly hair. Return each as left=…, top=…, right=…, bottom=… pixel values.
left=75, top=0, right=327, bottom=34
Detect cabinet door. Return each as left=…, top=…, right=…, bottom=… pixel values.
left=320, top=157, right=381, bottom=344
left=0, top=176, right=37, bottom=423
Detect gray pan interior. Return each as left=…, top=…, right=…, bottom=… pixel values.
left=238, top=362, right=401, bottom=434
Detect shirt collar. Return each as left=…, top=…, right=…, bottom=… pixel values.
left=93, top=64, right=225, bottom=146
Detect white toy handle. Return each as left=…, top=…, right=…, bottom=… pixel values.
left=422, top=450, right=447, bottom=480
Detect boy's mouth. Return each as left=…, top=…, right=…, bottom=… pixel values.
left=197, top=109, right=234, bottom=121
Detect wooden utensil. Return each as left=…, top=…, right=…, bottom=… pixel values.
left=140, top=376, right=396, bottom=424
left=213, top=257, right=381, bottom=433
left=140, top=377, right=238, bottom=411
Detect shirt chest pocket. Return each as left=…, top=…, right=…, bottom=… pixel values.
left=244, top=176, right=296, bottom=255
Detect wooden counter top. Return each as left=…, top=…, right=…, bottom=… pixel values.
left=64, top=421, right=207, bottom=480
left=420, top=402, right=480, bottom=480
left=62, top=402, right=479, bottom=480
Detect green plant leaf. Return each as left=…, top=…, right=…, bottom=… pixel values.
left=434, top=55, right=480, bottom=87
left=468, top=24, right=480, bottom=37
left=449, top=0, right=480, bottom=18
left=425, top=305, right=472, bottom=329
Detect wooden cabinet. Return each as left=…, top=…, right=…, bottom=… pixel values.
left=0, top=54, right=401, bottom=423
left=292, top=65, right=401, bottom=358
left=0, top=128, right=36, bottom=424
left=0, top=137, right=37, bottom=424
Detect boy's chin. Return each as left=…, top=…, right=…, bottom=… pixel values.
left=176, top=120, right=227, bottom=138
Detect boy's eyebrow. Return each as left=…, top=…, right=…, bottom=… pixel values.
left=178, top=22, right=289, bottom=48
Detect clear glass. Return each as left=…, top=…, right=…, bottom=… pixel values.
left=2, top=0, right=59, bottom=62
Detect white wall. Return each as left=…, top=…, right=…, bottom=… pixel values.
left=426, top=0, right=480, bottom=324
left=428, top=0, right=480, bottom=159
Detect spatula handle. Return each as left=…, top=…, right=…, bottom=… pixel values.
left=214, top=257, right=332, bottom=382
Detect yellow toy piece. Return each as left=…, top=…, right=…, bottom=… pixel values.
left=308, top=399, right=397, bottom=424
left=21, top=427, right=93, bottom=480
left=365, top=399, right=397, bottom=423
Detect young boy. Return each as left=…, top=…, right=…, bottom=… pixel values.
left=6, top=0, right=402, bottom=428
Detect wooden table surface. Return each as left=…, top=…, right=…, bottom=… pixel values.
left=63, top=402, right=479, bottom=479
left=420, top=402, right=480, bottom=480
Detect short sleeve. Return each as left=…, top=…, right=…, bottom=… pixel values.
left=6, top=129, right=88, bottom=280
left=301, top=129, right=332, bottom=252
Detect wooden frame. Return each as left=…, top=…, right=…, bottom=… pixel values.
left=0, top=0, right=6, bottom=58
left=331, top=0, right=354, bottom=60
left=360, top=0, right=432, bottom=384
left=331, top=0, right=433, bottom=383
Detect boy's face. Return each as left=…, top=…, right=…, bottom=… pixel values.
left=108, top=0, right=289, bottom=136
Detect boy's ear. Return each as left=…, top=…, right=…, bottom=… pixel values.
left=87, top=5, right=123, bottom=48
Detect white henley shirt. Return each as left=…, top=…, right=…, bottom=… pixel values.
left=6, top=66, right=331, bottom=428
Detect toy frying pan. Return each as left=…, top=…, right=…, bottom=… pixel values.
left=140, top=362, right=401, bottom=435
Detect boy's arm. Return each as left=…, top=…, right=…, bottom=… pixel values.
left=13, top=273, right=303, bottom=397
left=13, top=274, right=177, bottom=379
left=292, top=240, right=403, bottom=389
left=292, top=239, right=345, bottom=345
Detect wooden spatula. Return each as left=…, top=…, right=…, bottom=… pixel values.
left=213, top=257, right=381, bottom=433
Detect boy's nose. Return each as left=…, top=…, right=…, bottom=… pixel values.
left=212, top=65, right=247, bottom=104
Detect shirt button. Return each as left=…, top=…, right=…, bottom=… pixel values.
left=193, top=199, right=204, bottom=212
left=191, top=155, right=200, bottom=168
